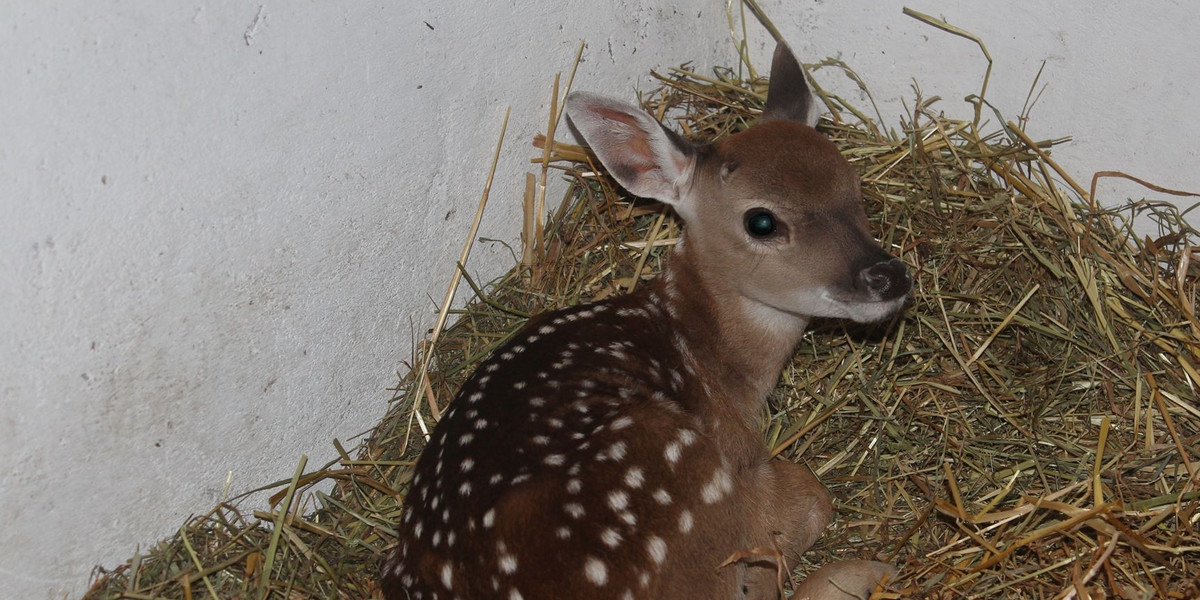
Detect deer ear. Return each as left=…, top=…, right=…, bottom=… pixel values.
left=761, top=41, right=817, bottom=127
left=565, top=92, right=697, bottom=210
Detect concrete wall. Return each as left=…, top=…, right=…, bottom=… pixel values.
left=0, top=2, right=1195, bottom=599
left=0, top=2, right=733, bottom=598
left=751, top=0, right=1199, bottom=236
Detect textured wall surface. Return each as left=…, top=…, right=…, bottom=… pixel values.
left=0, top=2, right=732, bottom=597
left=751, top=0, right=1199, bottom=236
left=1, top=2, right=1195, bottom=599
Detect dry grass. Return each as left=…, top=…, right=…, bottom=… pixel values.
left=84, top=12, right=1199, bottom=600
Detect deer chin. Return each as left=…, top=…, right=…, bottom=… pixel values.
left=743, top=296, right=813, bottom=337
left=746, top=288, right=904, bottom=328
left=815, top=289, right=908, bottom=323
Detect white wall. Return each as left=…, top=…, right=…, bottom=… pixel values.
left=0, top=2, right=733, bottom=598
left=1, top=2, right=1196, bottom=599
left=751, top=0, right=1199, bottom=236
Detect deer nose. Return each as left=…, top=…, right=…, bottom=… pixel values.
left=858, top=258, right=911, bottom=300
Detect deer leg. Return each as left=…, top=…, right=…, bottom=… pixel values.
left=792, top=559, right=896, bottom=600
left=733, top=459, right=835, bottom=600
left=764, top=459, right=833, bottom=561
left=765, top=462, right=896, bottom=600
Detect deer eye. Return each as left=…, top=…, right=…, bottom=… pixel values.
left=744, top=209, right=777, bottom=238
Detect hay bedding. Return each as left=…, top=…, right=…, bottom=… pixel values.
left=84, top=14, right=1200, bottom=600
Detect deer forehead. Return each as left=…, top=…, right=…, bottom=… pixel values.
left=698, top=121, right=860, bottom=211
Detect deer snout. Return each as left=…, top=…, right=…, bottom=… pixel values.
left=858, top=258, right=911, bottom=301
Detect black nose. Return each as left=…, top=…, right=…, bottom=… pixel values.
left=859, top=258, right=911, bottom=300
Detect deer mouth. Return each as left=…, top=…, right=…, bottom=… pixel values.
left=816, top=290, right=910, bottom=323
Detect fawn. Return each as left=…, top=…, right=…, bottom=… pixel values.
left=382, top=42, right=910, bottom=600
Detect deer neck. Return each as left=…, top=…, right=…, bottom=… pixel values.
left=652, top=240, right=810, bottom=426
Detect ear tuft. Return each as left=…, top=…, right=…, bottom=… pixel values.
left=761, top=41, right=816, bottom=126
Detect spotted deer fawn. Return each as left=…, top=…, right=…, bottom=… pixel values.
left=382, top=42, right=910, bottom=600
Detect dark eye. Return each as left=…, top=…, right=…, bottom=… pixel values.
left=744, top=209, right=777, bottom=238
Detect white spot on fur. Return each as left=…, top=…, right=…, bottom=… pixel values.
left=679, top=509, right=694, bottom=533
left=664, top=442, right=681, bottom=465
left=483, top=508, right=496, bottom=528
left=646, top=536, right=667, bottom=565
left=440, top=562, right=453, bottom=589
left=611, top=415, right=634, bottom=430
left=600, top=527, right=622, bottom=548
left=607, top=490, right=629, bottom=511
left=652, top=488, right=672, bottom=505
left=565, top=503, right=585, bottom=518
left=624, top=466, right=644, bottom=488
left=678, top=429, right=697, bottom=447
left=584, top=556, right=608, bottom=586
left=499, top=554, right=518, bottom=574
left=701, top=468, right=733, bottom=504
